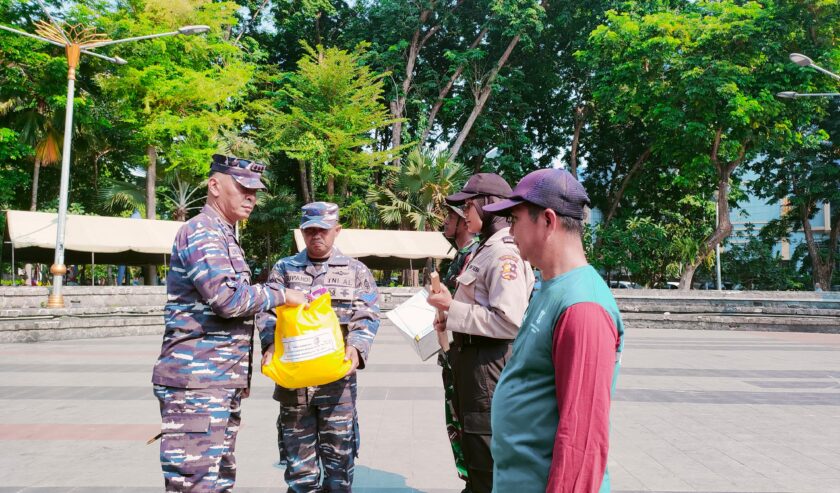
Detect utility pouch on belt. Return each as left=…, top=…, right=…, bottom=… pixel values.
left=262, top=292, right=351, bottom=389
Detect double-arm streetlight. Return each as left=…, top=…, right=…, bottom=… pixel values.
left=0, top=2, right=209, bottom=307
left=777, top=53, right=840, bottom=99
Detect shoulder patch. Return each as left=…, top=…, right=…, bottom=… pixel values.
left=498, top=254, right=519, bottom=281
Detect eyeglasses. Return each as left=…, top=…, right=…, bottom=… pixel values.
left=212, top=154, right=266, bottom=173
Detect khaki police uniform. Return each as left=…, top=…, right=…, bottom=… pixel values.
left=445, top=227, right=534, bottom=492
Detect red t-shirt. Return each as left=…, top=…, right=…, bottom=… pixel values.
left=546, top=302, right=619, bottom=492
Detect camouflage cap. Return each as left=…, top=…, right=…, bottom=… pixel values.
left=209, top=154, right=267, bottom=190
left=301, top=202, right=339, bottom=229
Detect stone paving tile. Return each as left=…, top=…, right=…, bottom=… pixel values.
left=1, top=327, right=839, bottom=492
left=0, top=362, right=441, bottom=373
left=622, top=368, right=840, bottom=378
left=625, top=344, right=840, bottom=351
left=745, top=380, right=839, bottom=389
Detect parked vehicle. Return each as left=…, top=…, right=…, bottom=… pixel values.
left=653, top=281, right=680, bottom=289
left=609, top=280, right=642, bottom=289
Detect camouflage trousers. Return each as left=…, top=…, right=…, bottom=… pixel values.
left=153, top=385, right=243, bottom=493
left=278, top=400, right=358, bottom=492
left=438, top=350, right=469, bottom=487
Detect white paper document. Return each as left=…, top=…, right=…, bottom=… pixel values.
left=386, top=290, right=441, bottom=361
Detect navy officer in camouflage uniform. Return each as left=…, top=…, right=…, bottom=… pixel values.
left=256, top=202, right=380, bottom=492
left=152, top=154, right=306, bottom=492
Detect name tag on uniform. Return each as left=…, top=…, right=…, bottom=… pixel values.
left=456, top=271, right=477, bottom=286
left=288, top=272, right=313, bottom=286
left=325, top=269, right=354, bottom=287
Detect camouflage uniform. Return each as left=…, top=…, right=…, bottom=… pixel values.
left=442, top=237, right=479, bottom=291
left=256, top=202, right=380, bottom=493
left=152, top=156, right=286, bottom=493
left=439, top=236, right=478, bottom=488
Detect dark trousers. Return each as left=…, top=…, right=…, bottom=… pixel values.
left=451, top=337, right=512, bottom=493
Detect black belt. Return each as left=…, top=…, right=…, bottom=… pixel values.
left=453, top=332, right=513, bottom=346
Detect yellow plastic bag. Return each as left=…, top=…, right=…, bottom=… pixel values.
left=262, top=292, right=351, bottom=389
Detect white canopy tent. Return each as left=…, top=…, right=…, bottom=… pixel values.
left=2, top=210, right=456, bottom=272
left=2, top=210, right=183, bottom=266
left=293, top=228, right=455, bottom=269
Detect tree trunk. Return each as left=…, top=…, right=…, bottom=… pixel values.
left=30, top=157, right=41, bottom=211
left=146, top=145, right=157, bottom=220
left=307, top=163, right=315, bottom=202
left=234, top=0, right=270, bottom=44
left=449, top=34, right=521, bottom=162
left=145, top=145, right=157, bottom=286
left=569, top=106, right=585, bottom=178
left=678, top=130, right=748, bottom=291
left=314, top=11, right=322, bottom=46
left=419, top=27, right=489, bottom=147
left=401, top=268, right=419, bottom=287
left=594, top=147, right=652, bottom=250
left=468, top=152, right=485, bottom=174
left=390, top=101, right=403, bottom=163
left=389, top=8, right=439, bottom=164
left=327, top=175, right=335, bottom=197
left=92, top=149, right=110, bottom=193
left=800, top=201, right=835, bottom=291
left=299, top=160, right=312, bottom=203
left=678, top=261, right=700, bottom=290
left=603, top=148, right=652, bottom=227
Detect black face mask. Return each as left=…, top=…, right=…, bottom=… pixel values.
left=471, top=195, right=508, bottom=241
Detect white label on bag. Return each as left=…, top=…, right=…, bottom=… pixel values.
left=280, top=328, right=338, bottom=363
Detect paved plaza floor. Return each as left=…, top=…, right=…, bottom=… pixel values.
left=0, top=324, right=839, bottom=493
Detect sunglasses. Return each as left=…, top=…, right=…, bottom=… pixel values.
left=212, top=154, right=266, bottom=173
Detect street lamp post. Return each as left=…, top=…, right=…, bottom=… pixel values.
left=777, top=53, right=840, bottom=99
left=713, top=192, right=722, bottom=291
left=0, top=8, right=209, bottom=308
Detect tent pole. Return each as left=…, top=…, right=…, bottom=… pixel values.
left=11, top=244, right=15, bottom=286
left=91, top=252, right=95, bottom=286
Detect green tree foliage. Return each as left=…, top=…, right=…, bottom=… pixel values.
left=578, top=0, right=837, bottom=289
left=720, top=231, right=805, bottom=290
left=1, top=0, right=838, bottom=289
left=0, top=1, right=67, bottom=211
left=0, top=127, right=31, bottom=233
left=263, top=42, right=401, bottom=204
left=96, top=0, right=253, bottom=219
left=588, top=201, right=716, bottom=288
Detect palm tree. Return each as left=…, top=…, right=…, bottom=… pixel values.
left=0, top=96, right=62, bottom=210
left=368, top=149, right=468, bottom=231
left=99, top=178, right=146, bottom=216
left=160, top=171, right=206, bottom=221
left=100, top=170, right=205, bottom=221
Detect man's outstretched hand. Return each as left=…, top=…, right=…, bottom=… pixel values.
left=284, top=289, right=308, bottom=307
